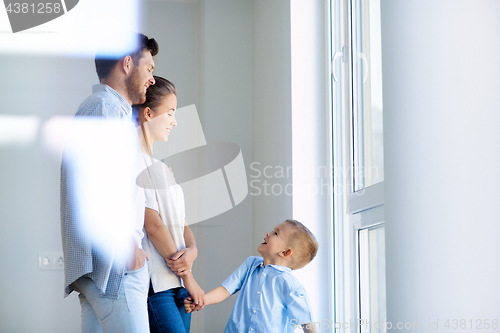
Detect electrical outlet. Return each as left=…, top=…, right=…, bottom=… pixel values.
left=38, top=251, right=64, bottom=270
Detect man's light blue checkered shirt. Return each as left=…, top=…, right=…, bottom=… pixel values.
left=221, top=256, right=313, bottom=333
left=60, top=84, right=143, bottom=299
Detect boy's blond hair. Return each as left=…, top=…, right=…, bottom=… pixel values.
left=284, top=219, right=318, bottom=270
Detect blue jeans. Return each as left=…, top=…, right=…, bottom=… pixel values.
left=73, top=261, right=150, bottom=333
left=147, top=284, right=191, bottom=333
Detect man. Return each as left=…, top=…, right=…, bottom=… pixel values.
left=61, top=33, right=158, bottom=333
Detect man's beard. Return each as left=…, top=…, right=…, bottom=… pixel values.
left=126, top=67, right=146, bottom=105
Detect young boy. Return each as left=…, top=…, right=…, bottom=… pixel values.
left=185, top=219, right=318, bottom=333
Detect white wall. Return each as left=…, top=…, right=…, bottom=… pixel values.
left=0, top=56, right=96, bottom=332
left=382, top=0, right=500, bottom=330
left=252, top=0, right=293, bottom=248
left=142, top=1, right=199, bottom=108
left=189, top=0, right=254, bottom=331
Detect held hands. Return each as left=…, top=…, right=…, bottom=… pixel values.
left=183, top=296, right=205, bottom=313
left=166, top=247, right=198, bottom=276
left=182, top=272, right=205, bottom=312
left=184, top=297, right=195, bottom=313
left=184, top=285, right=231, bottom=314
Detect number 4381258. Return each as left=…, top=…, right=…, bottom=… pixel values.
left=6, top=3, right=62, bottom=14
left=444, top=319, right=498, bottom=330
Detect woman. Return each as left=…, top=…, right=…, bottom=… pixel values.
left=134, top=76, right=204, bottom=333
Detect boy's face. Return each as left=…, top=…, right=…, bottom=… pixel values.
left=257, top=222, right=294, bottom=260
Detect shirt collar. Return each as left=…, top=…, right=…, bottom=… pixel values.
left=259, top=262, right=292, bottom=273
left=92, top=84, right=132, bottom=118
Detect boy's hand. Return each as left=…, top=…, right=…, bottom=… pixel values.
left=184, top=297, right=195, bottom=313
left=166, top=247, right=197, bottom=276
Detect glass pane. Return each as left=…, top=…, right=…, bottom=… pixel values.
left=359, top=226, right=386, bottom=333
left=352, top=0, right=384, bottom=191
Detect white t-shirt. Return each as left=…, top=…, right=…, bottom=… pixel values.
left=138, top=152, right=186, bottom=292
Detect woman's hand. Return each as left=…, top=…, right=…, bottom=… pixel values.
left=166, top=246, right=198, bottom=276
left=182, top=272, right=205, bottom=311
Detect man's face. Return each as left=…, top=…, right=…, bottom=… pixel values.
left=126, top=50, right=155, bottom=105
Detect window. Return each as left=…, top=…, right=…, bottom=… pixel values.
left=351, top=0, right=384, bottom=191
left=331, top=0, right=385, bottom=331
left=359, top=225, right=386, bottom=333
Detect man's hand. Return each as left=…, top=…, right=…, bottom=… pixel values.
left=184, top=297, right=195, bottom=314
left=127, top=246, right=149, bottom=271
left=166, top=246, right=197, bottom=276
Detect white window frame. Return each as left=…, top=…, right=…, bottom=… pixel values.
left=331, top=0, right=385, bottom=331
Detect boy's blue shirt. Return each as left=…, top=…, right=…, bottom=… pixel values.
left=221, top=256, right=312, bottom=333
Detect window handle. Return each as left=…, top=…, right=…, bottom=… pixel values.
left=332, top=46, right=346, bottom=82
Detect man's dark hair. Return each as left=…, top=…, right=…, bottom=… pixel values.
left=95, top=33, right=159, bottom=82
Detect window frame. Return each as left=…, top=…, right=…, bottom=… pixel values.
left=331, top=0, right=386, bottom=331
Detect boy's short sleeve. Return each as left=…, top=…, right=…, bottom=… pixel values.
left=286, top=286, right=313, bottom=325
left=221, top=257, right=257, bottom=295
